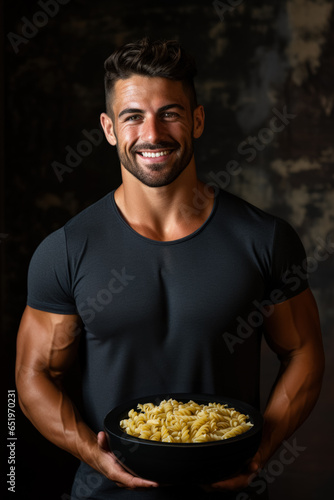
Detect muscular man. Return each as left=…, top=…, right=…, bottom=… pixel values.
left=16, top=38, right=324, bottom=499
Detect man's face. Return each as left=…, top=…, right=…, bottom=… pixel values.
left=102, top=75, right=204, bottom=188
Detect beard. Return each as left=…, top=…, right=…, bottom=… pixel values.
left=116, top=137, right=195, bottom=188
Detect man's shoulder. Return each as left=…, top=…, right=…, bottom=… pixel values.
left=64, top=191, right=113, bottom=231
left=33, top=192, right=114, bottom=253
left=216, top=188, right=276, bottom=224
left=215, top=189, right=302, bottom=251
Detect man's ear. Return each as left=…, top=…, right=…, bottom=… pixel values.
left=192, top=105, right=205, bottom=139
left=100, top=113, right=117, bottom=146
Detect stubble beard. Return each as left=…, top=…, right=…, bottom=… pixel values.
left=116, top=137, right=195, bottom=188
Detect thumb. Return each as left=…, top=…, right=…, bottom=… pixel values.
left=97, top=431, right=110, bottom=451
left=248, top=459, right=260, bottom=474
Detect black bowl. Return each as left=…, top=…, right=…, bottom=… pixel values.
left=104, top=393, right=263, bottom=484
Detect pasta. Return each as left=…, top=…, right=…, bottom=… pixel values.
left=119, top=399, right=253, bottom=443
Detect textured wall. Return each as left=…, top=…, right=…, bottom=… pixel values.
left=3, top=1, right=334, bottom=499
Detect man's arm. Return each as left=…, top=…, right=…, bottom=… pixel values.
left=257, top=287, right=325, bottom=463
left=15, top=306, right=158, bottom=490
left=209, top=287, right=325, bottom=491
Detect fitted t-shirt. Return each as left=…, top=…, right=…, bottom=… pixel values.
left=27, top=187, right=309, bottom=426
left=26, top=188, right=308, bottom=498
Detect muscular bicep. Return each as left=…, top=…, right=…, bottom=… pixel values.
left=16, top=305, right=82, bottom=384
left=263, top=288, right=324, bottom=363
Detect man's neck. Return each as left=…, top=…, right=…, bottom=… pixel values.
left=114, top=166, right=215, bottom=242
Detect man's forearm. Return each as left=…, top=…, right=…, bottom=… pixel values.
left=258, top=350, right=324, bottom=465
left=17, top=369, right=99, bottom=468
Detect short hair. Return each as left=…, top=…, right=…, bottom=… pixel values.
left=104, top=37, right=198, bottom=116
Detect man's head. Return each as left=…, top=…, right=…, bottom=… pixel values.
left=100, top=39, right=204, bottom=188
left=104, top=37, right=198, bottom=118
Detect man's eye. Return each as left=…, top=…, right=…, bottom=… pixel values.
left=125, top=115, right=142, bottom=122
left=162, top=112, right=178, bottom=119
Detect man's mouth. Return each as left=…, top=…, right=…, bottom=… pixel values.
left=137, top=150, right=172, bottom=158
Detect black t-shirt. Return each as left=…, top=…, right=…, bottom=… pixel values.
left=26, top=188, right=308, bottom=498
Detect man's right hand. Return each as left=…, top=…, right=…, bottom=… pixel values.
left=95, top=431, right=159, bottom=489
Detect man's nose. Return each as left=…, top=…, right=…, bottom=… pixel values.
left=141, top=115, right=164, bottom=144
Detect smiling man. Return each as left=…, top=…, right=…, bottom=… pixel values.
left=100, top=72, right=211, bottom=242
left=110, top=82, right=196, bottom=187
left=16, top=38, right=324, bottom=499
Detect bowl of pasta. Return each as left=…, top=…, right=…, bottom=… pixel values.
left=104, top=393, right=263, bottom=484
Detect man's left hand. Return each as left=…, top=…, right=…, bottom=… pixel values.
left=202, top=452, right=262, bottom=492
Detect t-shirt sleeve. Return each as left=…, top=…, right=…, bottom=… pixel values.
left=265, top=217, right=309, bottom=304
left=27, top=227, right=77, bottom=314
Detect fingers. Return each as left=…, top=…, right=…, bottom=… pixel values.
left=96, top=431, right=159, bottom=490
left=110, top=460, right=159, bottom=489
left=123, top=474, right=159, bottom=490
left=204, top=459, right=261, bottom=492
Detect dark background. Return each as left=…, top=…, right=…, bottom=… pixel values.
left=1, top=0, right=334, bottom=499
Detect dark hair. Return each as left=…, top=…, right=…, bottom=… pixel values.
left=104, top=37, right=198, bottom=115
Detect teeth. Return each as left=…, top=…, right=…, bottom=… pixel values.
left=141, top=150, right=170, bottom=158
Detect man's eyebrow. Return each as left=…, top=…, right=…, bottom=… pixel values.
left=118, top=103, right=186, bottom=119
left=118, top=108, right=144, bottom=118
left=159, top=104, right=186, bottom=113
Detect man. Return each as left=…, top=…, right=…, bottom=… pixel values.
left=16, top=38, right=324, bottom=499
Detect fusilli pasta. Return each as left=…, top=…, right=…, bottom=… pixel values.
left=120, top=399, right=253, bottom=443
